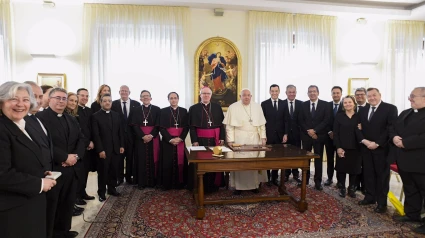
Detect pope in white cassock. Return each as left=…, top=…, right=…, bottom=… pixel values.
left=223, top=89, right=268, bottom=194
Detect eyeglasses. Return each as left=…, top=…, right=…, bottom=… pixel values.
left=140, top=95, right=151, bottom=98
left=355, top=93, right=366, bottom=96
left=408, top=94, right=425, bottom=100
left=201, top=93, right=211, bottom=95
left=50, top=96, right=68, bottom=102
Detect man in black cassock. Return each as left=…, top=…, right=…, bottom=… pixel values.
left=188, top=87, right=225, bottom=193
left=92, top=94, right=124, bottom=201
left=131, top=90, right=161, bottom=189
left=36, top=88, right=85, bottom=238
left=75, top=88, right=96, bottom=206
left=159, top=92, right=189, bottom=190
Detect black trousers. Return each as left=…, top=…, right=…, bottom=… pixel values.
left=76, top=150, right=91, bottom=198
left=97, top=152, right=119, bottom=196
left=266, top=131, right=280, bottom=181
left=302, top=139, right=324, bottom=185
left=118, top=134, right=135, bottom=182
left=355, top=159, right=365, bottom=190
left=324, top=138, right=336, bottom=180
left=284, top=131, right=300, bottom=178
left=362, top=149, right=389, bottom=206
left=336, top=172, right=356, bottom=188
left=47, top=168, right=77, bottom=238
left=398, top=168, right=425, bottom=220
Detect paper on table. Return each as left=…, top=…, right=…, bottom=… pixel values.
left=208, top=146, right=232, bottom=152
left=188, top=146, right=207, bottom=151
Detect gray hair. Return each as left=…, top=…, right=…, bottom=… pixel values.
left=354, top=87, right=367, bottom=95
left=49, top=87, right=68, bottom=97
left=0, top=81, right=37, bottom=111
left=23, top=81, right=39, bottom=87
left=199, top=87, right=212, bottom=95
left=286, top=84, right=296, bottom=91
left=239, top=88, right=251, bottom=96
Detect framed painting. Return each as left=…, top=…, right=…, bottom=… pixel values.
left=194, top=37, right=242, bottom=111
left=36, top=73, right=67, bottom=89
left=348, top=78, right=369, bottom=96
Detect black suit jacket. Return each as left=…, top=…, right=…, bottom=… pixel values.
left=328, top=101, right=344, bottom=133
left=77, top=105, right=93, bottom=146
left=282, top=99, right=302, bottom=143
left=92, top=110, right=125, bottom=155
left=111, top=99, right=141, bottom=134
left=0, top=116, right=46, bottom=211
left=389, top=108, right=425, bottom=171
left=298, top=99, right=330, bottom=142
left=261, top=98, right=286, bottom=142
left=36, top=108, right=86, bottom=177
left=357, top=101, right=398, bottom=154
left=24, top=114, right=53, bottom=171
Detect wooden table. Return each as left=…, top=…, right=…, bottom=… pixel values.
left=186, top=144, right=320, bottom=220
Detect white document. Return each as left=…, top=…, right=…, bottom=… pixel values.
left=188, top=146, right=207, bottom=151
left=208, top=146, right=232, bottom=152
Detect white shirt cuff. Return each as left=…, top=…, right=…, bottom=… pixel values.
left=40, top=179, right=44, bottom=193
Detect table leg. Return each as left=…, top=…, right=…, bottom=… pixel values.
left=278, top=168, right=286, bottom=195
left=298, top=168, right=308, bottom=212
left=196, top=174, right=205, bottom=219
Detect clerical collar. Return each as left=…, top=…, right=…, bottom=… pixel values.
left=27, top=113, right=32, bottom=116
left=413, top=107, right=425, bottom=113
left=143, top=104, right=151, bottom=107
left=171, top=106, right=178, bottom=110
left=201, top=102, right=210, bottom=106
left=102, top=109, right=111, bottom=113
left=51, top=109, right=64, bottom=117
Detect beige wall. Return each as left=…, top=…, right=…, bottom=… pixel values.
left=12, top=3, right=388, bottom=103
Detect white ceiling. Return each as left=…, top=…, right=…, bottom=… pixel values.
left=16, top=0, right=425, bottom=20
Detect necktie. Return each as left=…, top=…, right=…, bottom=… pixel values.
left=290, top=101, right=294, bottom=118
left=311, top=103, right=316, bottom=118
left=122, top=101, right=128, bottom=122
left=333, top=104, right=338, bottom=116
left=273, top=100, right=277, bottom=111
left=368, top=106, right=376, bottom=121
left=357, top=105, right=363, bottom=112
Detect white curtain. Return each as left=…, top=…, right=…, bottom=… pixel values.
left=383, top=20, right=425, bottom=111
left=0, top=0, right=13, bottom=84
left=83, top=4, right=189, bottom=108
left=248, top=11, right=336, bottom=102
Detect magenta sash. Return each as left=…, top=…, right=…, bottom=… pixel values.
left=196, top=127, right=222, bottom=187
left=140, top=126, right=160, bottom=176
left=167, top=127, right=184, bottom=183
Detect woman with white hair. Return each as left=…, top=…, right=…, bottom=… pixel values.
left=0, top=81, right=57, bottom=237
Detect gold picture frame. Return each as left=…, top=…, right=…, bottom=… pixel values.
left=36, top=73, right=67, bottom=89
left=348, top=78, right=369, bottom=96
left=194, top=37, right=242, bottom=111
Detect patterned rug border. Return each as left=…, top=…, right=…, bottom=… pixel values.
left=85, top=178, right=422, bottom=238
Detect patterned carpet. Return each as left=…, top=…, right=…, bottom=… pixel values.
left=84, top=180, right=423, bottom=238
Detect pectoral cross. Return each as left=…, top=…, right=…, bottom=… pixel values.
left=174, top=123, right=179, bottom=129
left=143, top=119, right=148, bottom=126
left=208, top=120, right=212, bottom=127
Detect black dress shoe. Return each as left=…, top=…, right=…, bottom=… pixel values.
left=64, top=231, right=79, bottom=238
left=99, top=195, right=106, bottom=202
left=358, top=200, right=375, bottom=205
left=393, top=216, right=422, bottom=223
left=252, top=188, right=259, bottom=194
left=117, top=179, right=124, bottom=186
left=324, top=179, right=333, bottom=186
left=339, top=188, right=346, bottom=198
left=82, top=194, right=95, bottom=200
left=108, top=190, right=121, bottom=197
left=315, top=184, right=323, bottom=191
left=75, top=198, right=87, bottom=206
left=72, top=208, right=83, bottom=216
left=272, top=179, right=279, bottom=186
left=336, top=182, right=343, bottom=189
left=74, top=205, right=84, bottom=212
left=293, top=177, right=301, bottom=183
left=125, top=177, right=134, bottom=184
left=233, top=190, right=241, bottom=195
left=413, top=224, right=425, bottom=235
left=374, top=204, right=387, bottom=213
left=348, top=188, right=356, bottom=198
